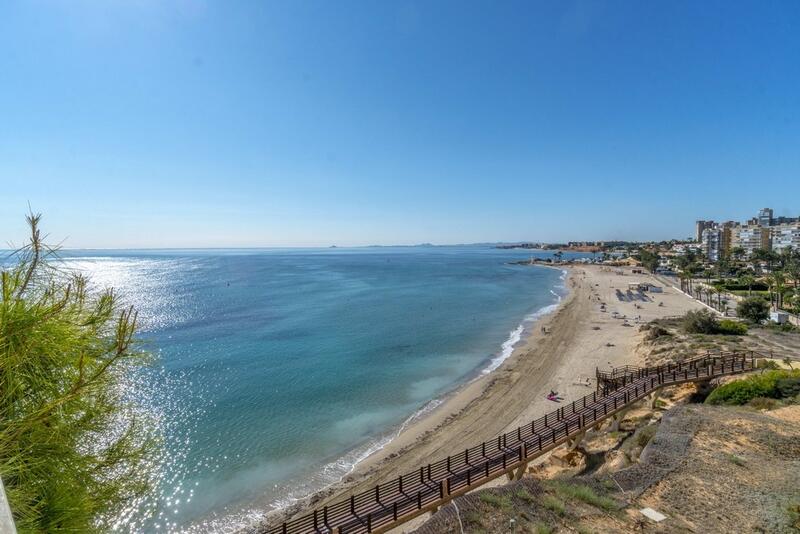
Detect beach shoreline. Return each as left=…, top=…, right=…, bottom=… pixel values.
left=247, top=266, right=577, bottom=530
left=250, top=264, right=708, bottom=533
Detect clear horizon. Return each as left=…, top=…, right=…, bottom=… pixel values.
left=2, top=1, right=799, bottom=248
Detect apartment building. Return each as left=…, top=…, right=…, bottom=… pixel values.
left=772, top=223, right=800, bottom=253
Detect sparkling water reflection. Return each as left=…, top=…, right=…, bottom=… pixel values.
left=51, top=247, right=573, bottom=532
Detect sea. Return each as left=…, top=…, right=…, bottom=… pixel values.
left=43, top=246, right=580, bottom=532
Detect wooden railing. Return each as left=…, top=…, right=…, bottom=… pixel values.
left=594, top=350, right=752, bottom=395
left=268, top=352, right=758, bottom=534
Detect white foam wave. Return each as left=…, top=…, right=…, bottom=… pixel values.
left=480, top=288, right=564, bottom=376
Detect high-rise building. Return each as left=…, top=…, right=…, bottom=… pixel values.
left=758, top=208, right=773, bottom=227
left=731, top=225, right=771, bottom=257
left=701, top=228, right=722, bottom=262
left=772, top=223, right=800, bottom=253
left=695, top=220, right=715, bottom=242
left=774, top=215, right=800, bottom=225
left=719, top=222, right=737, bottom=258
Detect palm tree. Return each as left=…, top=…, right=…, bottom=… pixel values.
left=739, top=274, right=755, bottom=297
left=787, top=259, right=800, bottom=290
left=768, top=271, right=786, bottom=310
left=731, top=246, right=746, bottom=264
left=783, top=357, right=794, bottom=370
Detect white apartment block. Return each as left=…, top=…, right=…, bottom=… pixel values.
left=772, top=223, right=800, bottom=253
left=731, top=226, right=770, bottom=257
left=701, top=228, right=722, bottom=262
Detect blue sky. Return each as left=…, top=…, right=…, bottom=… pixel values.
left=1, top=1, right=799, bottom=247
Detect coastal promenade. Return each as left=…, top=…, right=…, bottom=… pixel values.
left=269, top=351, right=758, bottom=534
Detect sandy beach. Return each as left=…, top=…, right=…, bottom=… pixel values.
left=267, top=264, right=707, bottom=532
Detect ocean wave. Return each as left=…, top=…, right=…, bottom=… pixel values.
left=481, top=284, right=565, bottom=376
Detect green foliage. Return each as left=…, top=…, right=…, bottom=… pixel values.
left=634, top=425, right=658, bottom=448
left=737, top=297, right=770, bottom=323
left=479, top=492, right=511, bottom=510
left=638, top=249, right=660, bottom=273
left=533, top=522, right=554, bottom=534
left=463, top=510, right=483, bottom=527
left=643, top=324, right=672, bottom=341
left=705, top=370, right=800, bottom=405
left=788, top=502, right=800, bottom=530
left=513, top=488, right=535, bottom=503
left=757, top=359, right=781, bottom=370
left=0, top=214, right=155, bottom=532
left=682, top=310, right=719, bottom=334
left=547, top=481, right=618, bottom=512
left=541, top=495, right=565, bottom=516
left=725, top=453, right=746, bottom=466
left=717, top=319, right=748, bottom=335
left=775, top=377, right=800, bottom=398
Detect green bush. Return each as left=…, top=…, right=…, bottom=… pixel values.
left=682, top=310, right=719, bottom=334
left=542, top=495, right=566, bottom=516
left=706, top=370, right=800, bottom=405
left=737, top=297, right=770, bottom=323
left=776, top=377, right=800, bottom=398
left=717, top=319, right=748, bottom=335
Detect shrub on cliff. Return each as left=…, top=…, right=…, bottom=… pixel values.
left=705, top=370, right=800, bottom=405
left=682, top=310, right=719, bottom=334
left=717, top=319, right=748, bottom=335
left=681, top=311, right=747, bottom=336
left=0, top=214, right=155, bottom=532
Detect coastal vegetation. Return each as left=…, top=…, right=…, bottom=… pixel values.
left=737, top=296, right=771, bottom=324
left=681, top=310, right=747, bottom=336
left=705, top=369, right=800, bottom=406
left=0, top=214, right=155, bottom=532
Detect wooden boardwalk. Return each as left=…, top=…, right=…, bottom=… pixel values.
left=269, top=351, right=759, bottom=534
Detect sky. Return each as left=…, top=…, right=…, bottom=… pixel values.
left=1, top=0, right=799, bottom=248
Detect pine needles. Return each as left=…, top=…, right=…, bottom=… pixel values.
left=0, top=213, right=155, bottom=532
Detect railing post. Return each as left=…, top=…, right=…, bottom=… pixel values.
left=393, top=502, right=398, bottom=521
left=350, top=495, right=355, bottom=514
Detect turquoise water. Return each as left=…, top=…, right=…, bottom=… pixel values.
left=55, top=247, right=574, bottom=532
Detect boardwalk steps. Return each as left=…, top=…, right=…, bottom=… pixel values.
left=270, top=351, right=760, bottom=534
